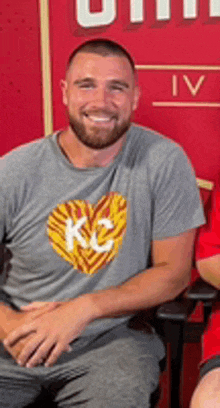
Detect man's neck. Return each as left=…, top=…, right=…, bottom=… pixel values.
left=57, top=128, right=126, bottom=168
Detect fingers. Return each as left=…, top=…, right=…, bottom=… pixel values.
left=18, top=335, right=51, bottom=367
left=5, top=344, right=21, bottom=360
left=17, top=335, right=68, bottom=368
left=20, top=343, right=72, bottom=367
left=21, top=302, right=49, bottom=311
left=3, top=333, right=35, bottom=361
left=4, top=329, right=71, bottom=368
left=44, top=343, right=65, bottom=367
left=4, top=322, right=35, bottom=348
left=21, top=301, right=60, bottom=312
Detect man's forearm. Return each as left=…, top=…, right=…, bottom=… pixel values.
left=85, top=264, right=190, bottom=322
left=2, top=262, right=191, bottom=369
left=86, top=229, right=194, bottom=322
left=2, top=230, right=195, bottom=368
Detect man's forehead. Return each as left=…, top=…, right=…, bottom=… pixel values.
left=66, top=52, right=134, bottom=78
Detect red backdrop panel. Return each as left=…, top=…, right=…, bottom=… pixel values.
left=1, top=0, right=43, bottom=155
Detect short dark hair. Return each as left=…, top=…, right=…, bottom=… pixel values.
left=67, top=39, right=135, bottom=73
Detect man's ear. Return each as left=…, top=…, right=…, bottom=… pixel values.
left=60, top=79, right=68, bottom=106
left=132, top=86, right=140, bottom=112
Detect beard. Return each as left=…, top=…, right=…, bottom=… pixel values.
left=68, top=111, right=131, bottom=150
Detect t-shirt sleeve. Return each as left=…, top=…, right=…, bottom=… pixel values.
left=196, top=189, right=220, bottom=261
left=151, top=144, right=205, bottom=240
left=0, top=159, right=8, bottom=243
left=0, top=154, right=19, bottom=244
left=0, top=193, right=6, bottom=243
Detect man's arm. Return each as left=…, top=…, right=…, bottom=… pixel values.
left=197, top=255, right=220, bottom=289
left=3, top=228, right=195, bottom=368
left=90, top=228, right=195, bottom=315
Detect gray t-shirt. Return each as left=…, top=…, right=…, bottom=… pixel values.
left=0, top=124, right=205, bottom=336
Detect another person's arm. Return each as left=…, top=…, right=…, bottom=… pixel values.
left=197, top=255, right=220, bottom=289
left=196, top=188, right=220, bottom=288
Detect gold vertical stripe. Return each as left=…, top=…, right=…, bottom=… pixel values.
left=196, top=178, right=214, bottom=191
left=39, top=0, right=53, bottom=135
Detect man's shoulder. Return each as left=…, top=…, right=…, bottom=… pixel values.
left=0, top=135, right=54, bottom=165
left=128, top=124, right=186, bottom=161
left=0, top=134, right=54, bottom=182
left=1, top=135, right=51, bottom=159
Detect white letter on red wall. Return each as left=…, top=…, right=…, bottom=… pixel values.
left=130, top=0, right=144, bottom=23
left=210, top=0, right=220, bottom=16
left=184, top=0, right=197, bottom=18
left=157, top=0, right=170, bottom=20
left=76, top=0, right=116, bottom=28
left=184, top=0, right=220, bottom=18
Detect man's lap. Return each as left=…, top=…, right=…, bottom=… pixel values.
left=0, top=322, right=165, bottom=408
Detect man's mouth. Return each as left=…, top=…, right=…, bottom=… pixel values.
left=83, top=112, right=117, bottom=124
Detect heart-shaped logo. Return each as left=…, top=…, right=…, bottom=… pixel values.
left=47, top=193, right=127, bottom=275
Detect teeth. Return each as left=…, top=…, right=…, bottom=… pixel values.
left=89, top=116, right=111, bottom=122
left=84, top=113, right=113, bottom=122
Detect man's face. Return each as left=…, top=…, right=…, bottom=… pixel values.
left=61, top=52, right=139, bottom=150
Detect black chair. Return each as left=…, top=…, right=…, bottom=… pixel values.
left=156, top=276, right=218, bottom=408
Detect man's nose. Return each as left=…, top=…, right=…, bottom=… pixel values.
left=93, top=86, right=109, bottom=106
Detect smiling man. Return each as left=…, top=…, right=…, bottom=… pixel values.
left=0, top=39, right=204, bottom=408
left=62, top=52, right=136, bottom=150
left=59, top=42, right=139, bottom=166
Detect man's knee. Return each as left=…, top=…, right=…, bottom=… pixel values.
left=190, top=368, right=220, bottom=408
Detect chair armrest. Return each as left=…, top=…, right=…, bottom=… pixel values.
left=185, top=277, right=218, bottom=301
left=156, top=296, right=195, bottom=321
left=157, top=278, right=219, bottom=322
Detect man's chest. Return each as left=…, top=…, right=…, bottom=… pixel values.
left=7, top=166, right=152, bottom=275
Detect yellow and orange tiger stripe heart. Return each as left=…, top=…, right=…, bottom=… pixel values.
left=47, top=193, right=127, bottom=275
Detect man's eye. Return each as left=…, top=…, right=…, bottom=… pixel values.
left=79, top=83, right=94, bottom=89
left=110, top=85, right=124, bottom=92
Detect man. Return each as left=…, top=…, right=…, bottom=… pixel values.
left=0, top=39, right=204, bottom=407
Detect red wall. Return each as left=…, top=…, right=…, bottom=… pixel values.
left=1, top=0, right=43, bottom=155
